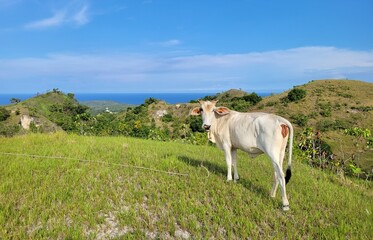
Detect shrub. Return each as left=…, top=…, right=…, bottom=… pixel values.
left=162, top=113, right=174, bottom=123
left=10, top=98, right=21, bottom=104
left=0, top=107, right=10, bottom=121
left=318, top=102, right=332, bottom=117
left=0, top=123, right=20, bottom=136
left=287, top=88, right=306, bottom=102
left=316, top=119, right=336, bottom=131
left=291, top=114, right=309, bottom=127
left=187, top=116, right=204, bottom=132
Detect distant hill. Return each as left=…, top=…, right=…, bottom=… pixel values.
left=81, top=100, right=135, bottom=115
left=0, top=90, right=88, bottom=135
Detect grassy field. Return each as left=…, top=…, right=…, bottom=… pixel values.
left=1, top=133, right=372, bottom=239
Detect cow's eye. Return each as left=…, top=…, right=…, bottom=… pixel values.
left=199, top=107, right=203, bottom=112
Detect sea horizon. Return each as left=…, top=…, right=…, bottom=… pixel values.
left=0, top=92, right=274, bottom=106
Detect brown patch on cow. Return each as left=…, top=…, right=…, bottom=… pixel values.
left=281, top=124, right=289, bottom=138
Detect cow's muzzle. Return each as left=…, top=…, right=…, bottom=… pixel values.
left=203, top=124, right=211, bottom=131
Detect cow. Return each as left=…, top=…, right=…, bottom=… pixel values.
left=190, top=100, right=293, bottom=211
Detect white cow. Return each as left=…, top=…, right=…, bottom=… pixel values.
left=191, top=100, right=293, bottom=211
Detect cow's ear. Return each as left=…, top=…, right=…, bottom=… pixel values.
left=190, top=107, right=202, bottom=115
left=214, top=107, right=230, bottom=115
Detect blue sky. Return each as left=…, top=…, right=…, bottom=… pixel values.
left=0, top=0, right=372, bottom=93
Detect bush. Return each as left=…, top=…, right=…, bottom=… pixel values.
left=287, top=88, right=306, bottom=102
left=0, top=107, right=10, bottom=121
left=0, top=123, right=20, bottom=136
left=291, top=114, right=309, bottom=127
left=162, top=113, right=174, bottom=123
left=316, top=119, right=336, bottom=131
left=187, top=116, right=204, bottom=132
left=318, top=102, right=332, bottom=117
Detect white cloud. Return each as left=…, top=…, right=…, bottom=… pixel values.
left=72, top=4, right=89, bottom=26
left=0, top=47, right=372, bottom=93
left=149, top=39, right=182, bottom=47
left=24, top=3, right=90, bottom=30
left=24, top=10, right=66, bottom=29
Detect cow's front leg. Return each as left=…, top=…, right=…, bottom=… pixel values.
left=231, top=149, right=239, bottom=182
left=223, top=147, right=233, bottom=181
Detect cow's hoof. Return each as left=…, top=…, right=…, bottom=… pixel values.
left=282, top=205, right=290, bottom=211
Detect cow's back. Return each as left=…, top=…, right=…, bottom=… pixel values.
left=227, top=112, right=285, bottom=153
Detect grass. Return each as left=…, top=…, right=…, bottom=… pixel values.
left=252, top=79, right=373, bottom=173
left=1, top=133, right=372, bottom=239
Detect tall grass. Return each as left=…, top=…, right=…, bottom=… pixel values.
left=1, top=132, right=372, bottom=239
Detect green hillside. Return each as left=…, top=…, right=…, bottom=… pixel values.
left=0, top=90, right=88, bottom=135
left=0, top=133, right=372, bottom=239
left=1, top=80, right=372, bottom=178
left=250, top=80, right=373, bottom=176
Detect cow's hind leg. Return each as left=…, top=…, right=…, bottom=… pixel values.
left=269, top=154, right=289, bottom=211
left=270, top=171, right=278, bottom=198
left=231, top=149, right=239, bottom=182
left=271, top=141, right=287, bottom=198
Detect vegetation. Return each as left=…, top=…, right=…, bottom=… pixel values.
left=252, top=80, right=373, bottom=179
left=82, top=100, right=134, bottom=115
left=1, top=80, right=372, bottom=179
left=287, top=88, right=306, bottom=102
left=0, top=107, right=10, bottom=121
left=0, top=133, right=372, bottom=239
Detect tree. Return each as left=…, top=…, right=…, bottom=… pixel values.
left=10, top=98, right=21, bottom=104
left=287, top=88, right=306, bottom=102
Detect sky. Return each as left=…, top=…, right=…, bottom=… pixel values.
left=0, top=0, right=373, bottom=93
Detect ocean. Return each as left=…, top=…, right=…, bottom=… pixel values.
left=0, top=93, right=216, bottom=106
left=0, top=92, right=274, bottom=106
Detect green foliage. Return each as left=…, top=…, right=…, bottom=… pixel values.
left=186, top=116, right=204, bottom=133
left=297, top=127, right=333, bottom=170
left=242, top=92, right=262, bottom=104
left=290, top=114, right=309, bottom=127
left=344, top=127, right=371, bottom=139
left=297, top=127, right=372, bottom=179
left=10, top=98, right=21, bottom=104
left=190, top=94, right=218, bottom=103
left=344, top=127, right=372, bottom=149
left=67, top=93, right=75, bottom=99
left=0, top=123, right=20, bottom=137
left=29, top=122, right=40, bottom=133
left=351, top=106, right=373, bottom=112
left=144, top=97, right=159, bottom=106
left=287, top=88, right=306, bottom=102
left=318, top=102, right=332, bottom=117
left=227, top=93, right=262, bottom=111
left=161, top=113, right=174, bottom=123
left=228, top=99, right=252, bottom=111
left=0, top=107, right=10, bottom=121
left=316, top=119, right=351, bottom=132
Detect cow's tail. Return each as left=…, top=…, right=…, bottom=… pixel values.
left=285, top=122, right=293, bottom=184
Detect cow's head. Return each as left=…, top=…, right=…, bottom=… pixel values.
left=190, top=100, right=230, bottom=131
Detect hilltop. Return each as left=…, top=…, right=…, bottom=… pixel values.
left=0, top=89, right=88, bottom=135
